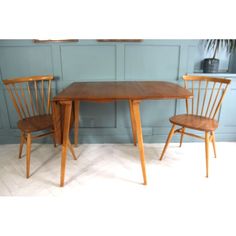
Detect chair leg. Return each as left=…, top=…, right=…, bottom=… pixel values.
left=19, top=132, right=25, bottom=159
left=211, top=131, right=217, bottom=158
left=160, top=124, right=176, bottom=161
left=205, top=132, right=209, bottom=178
left=26, top=133, right=32, bottom=178
left=52, top=132, right=57, bottom=147
left=68, top=140, right=77, bottom=160
left=179, top=127, right=185, bottom=147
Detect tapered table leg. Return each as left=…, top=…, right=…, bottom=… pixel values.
left=132, top=100, right=147, bottom=185
left=52, top=101, right=62, bottom=145
left=74, top=100, right=80, bottom=147
left=129, top=100, right=137, bottom=146
left=60, top=101, right=72, bottom=187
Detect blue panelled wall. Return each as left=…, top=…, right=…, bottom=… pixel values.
left=0, top=39, right=236, bottom=144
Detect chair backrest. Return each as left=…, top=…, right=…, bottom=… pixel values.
left=3, top=75, right=54, bottom=120
left=183, top=75, right=231, bottom=119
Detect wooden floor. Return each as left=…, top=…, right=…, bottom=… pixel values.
left=0, top=142, right=236, bottom=235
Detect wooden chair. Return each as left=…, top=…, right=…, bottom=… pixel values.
left=3, top=75, right=77, bottom=178
left=159, top=75, right=231, bottom=177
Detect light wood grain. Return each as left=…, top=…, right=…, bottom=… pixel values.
left=19, top=132, right=25, bottom=159
left=74, top=101, right=80, bottom=147
left=160, top=75, right=231, bottom=177
left=52, top=101, right=62, bottom=144
left=129, top=100, right=137, bottom=146
left=53, top=81, right=191, bottom=187
left=160, top=124, right=176, bottom=161
left=183, top=75, right=230, bottom=119
left=2, top=75, right=64, bottom=179
left=183, top=75, right=231, bottom=84
left=132, top=100, right=147, bottom=185
left=179, top=127, right=185, bottom=147
left=205, top=132, right=209, bottom=177
left=26, top=133, right=31, bottom=178
left=68, top=140, right=77, bottom=160
left=53, top=81, right=192, bottom=102
left=211, top=131, right=217, bottom=158
left=60, top=101, right=72, bottom=187
left=170, top=114, right=218, bottom=132
left=3, top=75, right=53, bottom=85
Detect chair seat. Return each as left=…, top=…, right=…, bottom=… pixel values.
left=170, top=114, right=218, bottom=132
left=17, top=115, right=53, bottom=132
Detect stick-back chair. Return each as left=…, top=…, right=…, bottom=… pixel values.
left=3, top=75, right=77, bottom=178
left=159, top=75, right=231, bottom=177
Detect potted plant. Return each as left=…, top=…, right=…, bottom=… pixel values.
left=203, top=39, right=236, bottom=73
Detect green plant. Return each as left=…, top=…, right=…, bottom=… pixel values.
left=204, top=39, right=236, bottom=59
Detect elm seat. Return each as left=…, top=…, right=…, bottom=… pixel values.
left=159, top=75, right=231, bottom=177
left=17, top=115, right=53, bottom=132
left=170, top=114, right=218, bottom=132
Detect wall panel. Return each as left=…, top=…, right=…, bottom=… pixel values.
left=0, top=40, right=235, bottom=143
left=60, top=45, right=116, bottom=81
left=0, top=46, right=53, bottom=78
left=124, top=45, right=180, bottom=81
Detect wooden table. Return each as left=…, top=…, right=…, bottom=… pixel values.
left=52, top=81, right=192, bottom=187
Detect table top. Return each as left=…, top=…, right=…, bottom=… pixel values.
left=53, top=81, right=192, bottom=101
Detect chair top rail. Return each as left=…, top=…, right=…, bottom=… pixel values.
left=183, top=75, right=231, bottom=84
left=2, top=75, right=53, bottom=85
